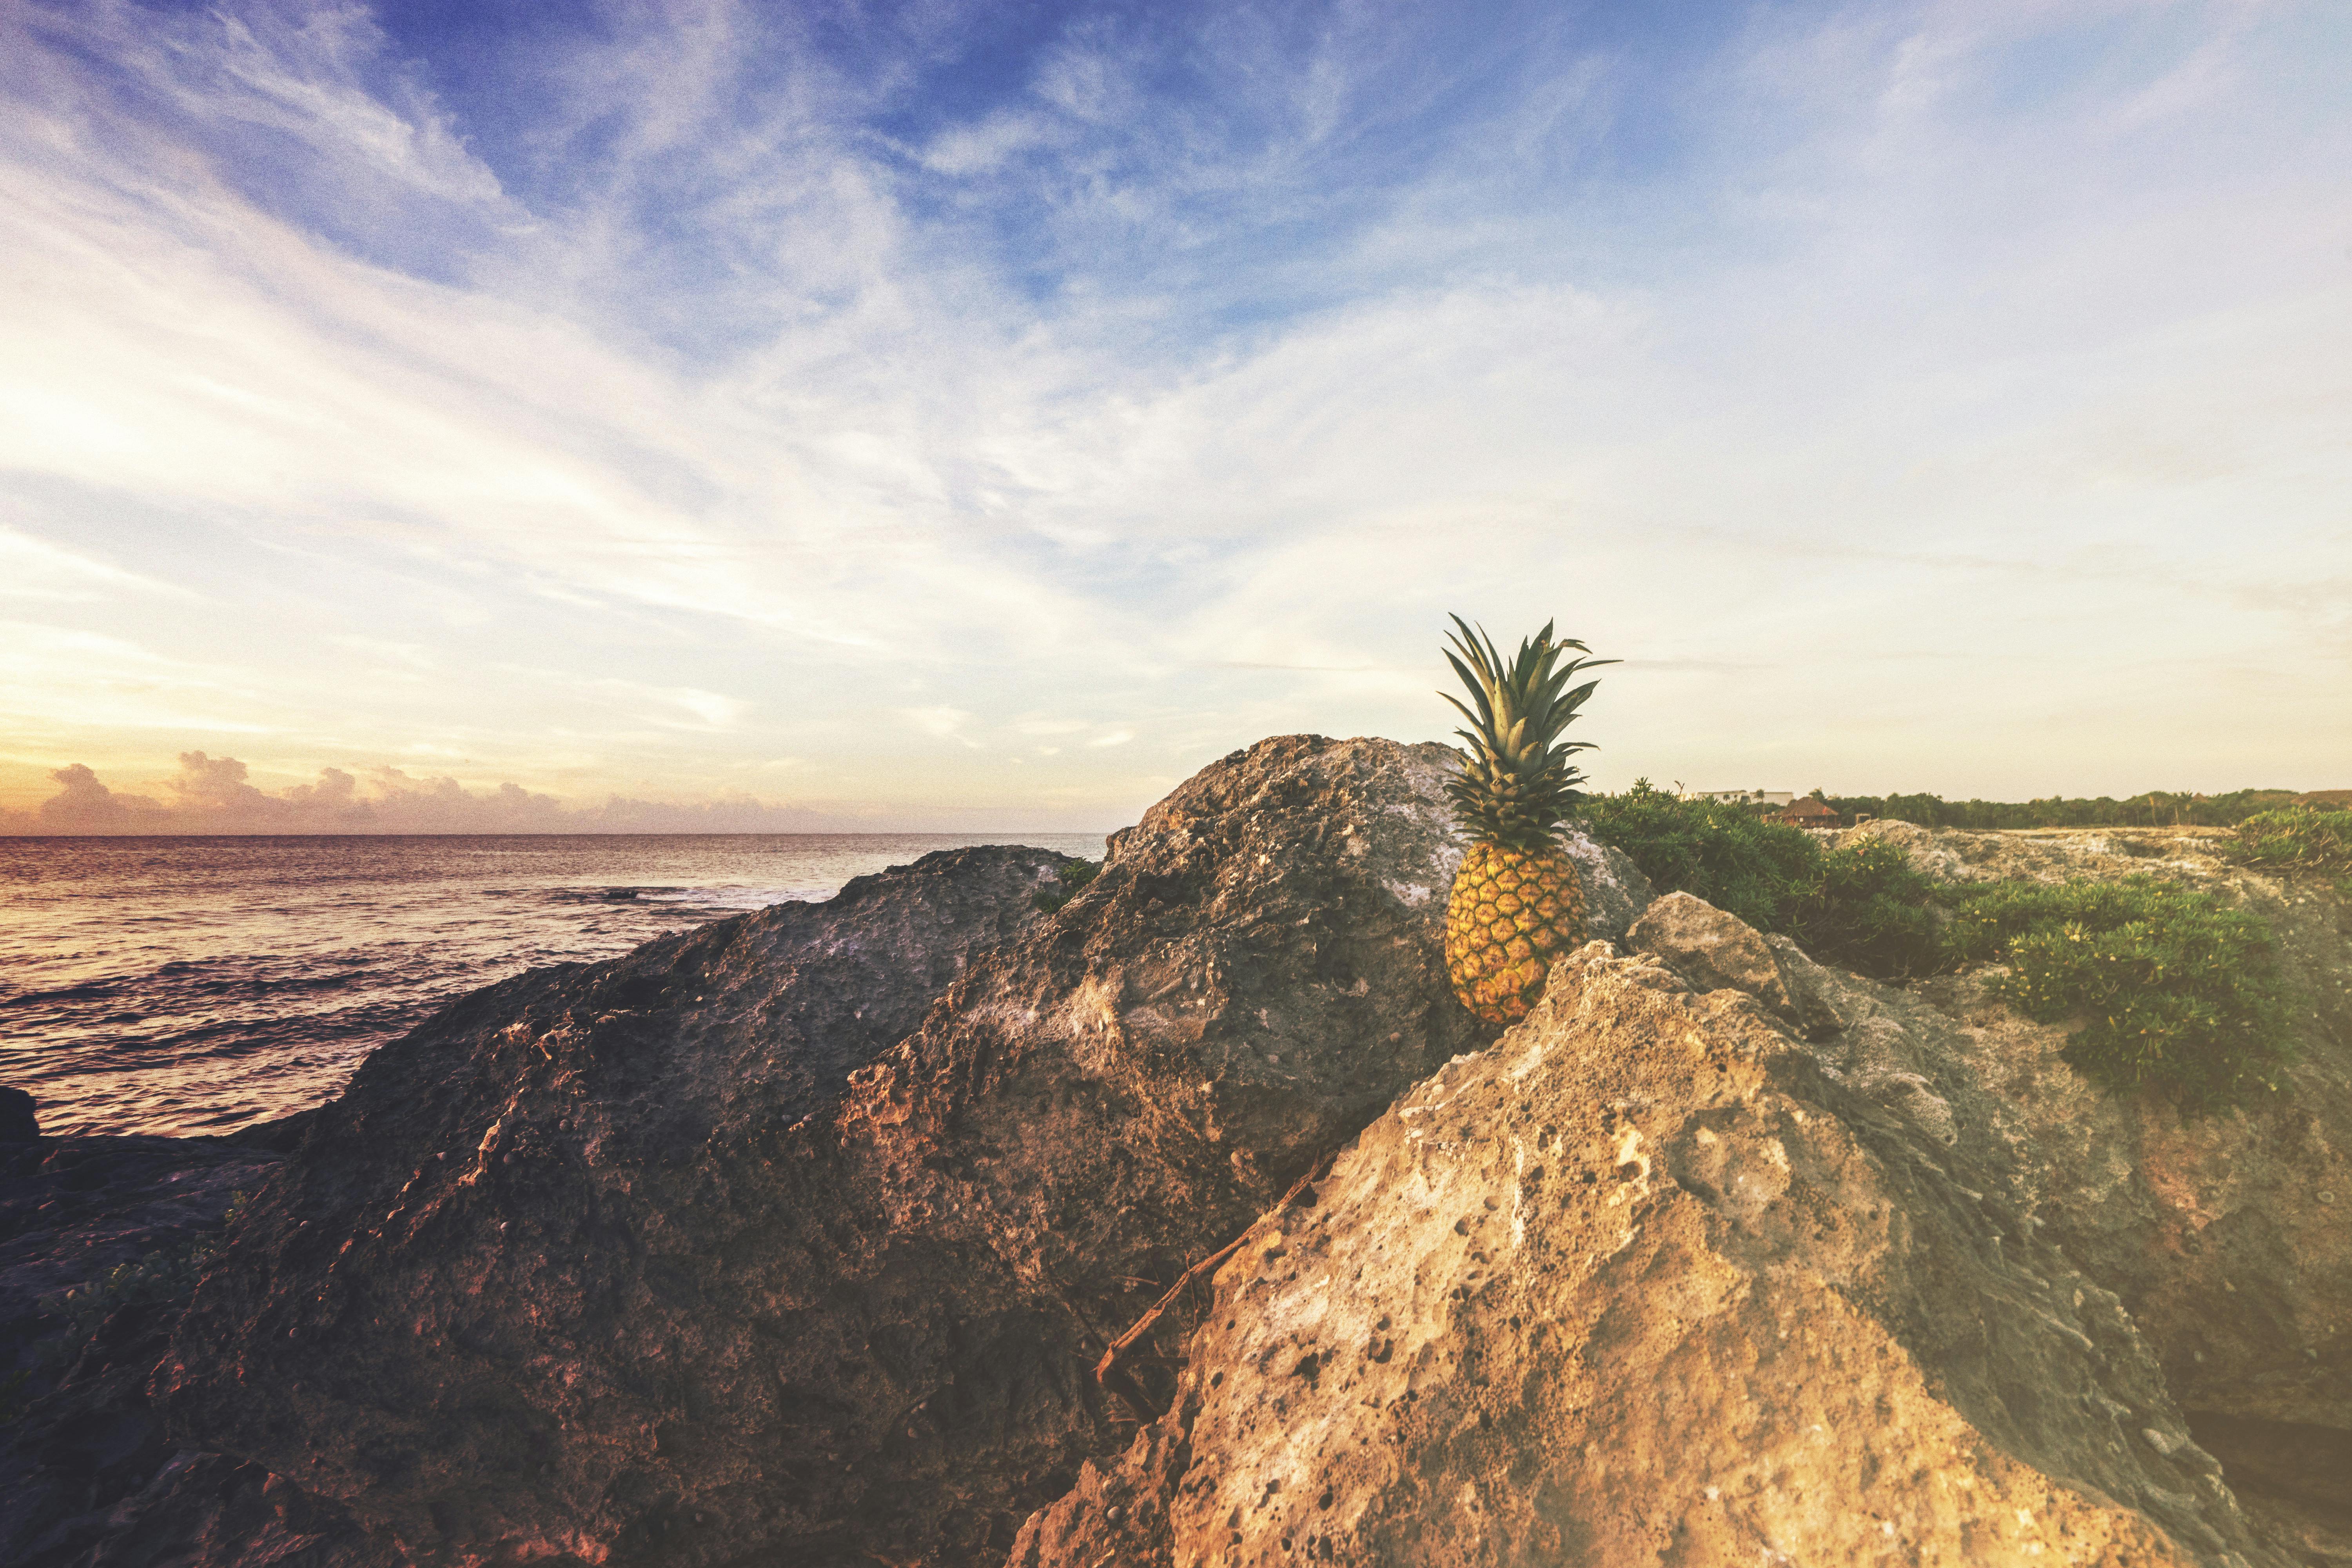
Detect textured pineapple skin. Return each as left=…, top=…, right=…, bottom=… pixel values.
left=1444, top=841, right=1588, bottom=1024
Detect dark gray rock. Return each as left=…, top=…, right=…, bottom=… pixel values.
left=0, top=1086, right=37, bottom=1144
left=217, top=1107, right=319, bottom=1155
left=157, top=740, right=1494, bottom=1568
left=0, top=1134, right=289, bottom=1568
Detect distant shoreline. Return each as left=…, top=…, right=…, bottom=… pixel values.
left=0, top=829, right=1121, bottom=841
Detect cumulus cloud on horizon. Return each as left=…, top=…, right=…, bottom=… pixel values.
left=0, top=752, right=878, bottom=836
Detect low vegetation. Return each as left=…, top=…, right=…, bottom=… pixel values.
left=1943, top=877, right=2291, bottom=1109
left=1580, top=782, right=1944, bottom=978
left=1580, top=785, right=2296, bottom=1110
left=2233, top=807, right=2352, bottom=894
left=32, top=1191, right=250, bottom=1377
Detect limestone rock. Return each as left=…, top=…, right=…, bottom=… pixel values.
left=1626, top=889, right=1795, bottom=1017
left=158, top=740, right=1502, bottom=1567
left=1837, top=819, right=2239, bottom=889
left=1554, top=829, right=1654, bottom=946
left=1013, top=936, right=2284, bottom=1567
left=125, top=779, right=2350, bottom=1566
left=1855, top=829, right=2352, bottom=1562
left=1763, top=931, right=1857, bottom=1037
left=1675, top=824, right=2352, bottom=1562
left=1843, top=816, right=1972, bottom=880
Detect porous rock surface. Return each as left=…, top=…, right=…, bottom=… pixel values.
left=1624, top=891, right=1797, bottom=1022
left=1011, top=822, right=2352, bottom=1568
left=160, top=739, right=1601, bottom=1567
left=1554, top=832, right=1654, bottom=949
left=76, top=762, right=2349, bottom=1566
left=0, top=1132, right=358, bottom=1568
left=1838, top=823, right=2352, bottom=1562
left=1011, top=908, right=2285, bottom=1568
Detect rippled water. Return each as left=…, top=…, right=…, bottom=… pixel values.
left=0, top=833, right=1105, bottom=1138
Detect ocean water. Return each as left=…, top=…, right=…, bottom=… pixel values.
left=0, top=833, right=1106, bottom=1139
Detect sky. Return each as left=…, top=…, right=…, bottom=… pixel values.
left=3, top=0, right=2348, bottom=834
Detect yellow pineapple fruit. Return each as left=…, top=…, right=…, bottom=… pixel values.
left=1439, top=615, right=1615, bottom=1023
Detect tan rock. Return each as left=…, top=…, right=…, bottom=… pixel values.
left=1626, top=889, right=1795, bottom=1017
left=1626, top=825, right=2352, bottom=1562
left=1838, top=826, right=2352, bottom=1562
left=1014, top=931, right=2290, bottom=1567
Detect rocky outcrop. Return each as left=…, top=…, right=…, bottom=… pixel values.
left=1010, top=825, right=2352, bottom=1568
left=66, top=756, right=2350, bottom=1566
left=159, top=740, right=1635, bottom=1567
left=1624, top=890, right=1798, bottom=1020
left=1835, top=823, right=2352, bottom=1564
left=1554, top=831, right=1654, bottom=948
left=0, top=1133, right=305, bottom=1567
left=1, top=1086, right=38, bottom=1144
left=1010, top=907, right=2290, bottom=1567
left=153, top=842, right=1084, bottom=1564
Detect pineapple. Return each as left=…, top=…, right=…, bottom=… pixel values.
left=1439, top=615, right=1615, bottom=1023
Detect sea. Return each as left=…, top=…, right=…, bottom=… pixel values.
left=0, top=833, right=1108, bottom=1140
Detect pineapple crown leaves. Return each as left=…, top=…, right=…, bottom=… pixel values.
left=1439, top=614, right=1617, bottom=851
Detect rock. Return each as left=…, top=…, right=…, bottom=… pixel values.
left=1843, top=815, right=1973, bottom=880
left=128, top=773, right=2344, bottom=1566
left=0, top=1086, right=37, bottom=1143
left=1870, top=831, right=2352, bottom=1563
left=158, top=740, right=1503, bottom=1567
left=1626, top=889, right=1796, bottom=1018
left=216, top=1107, right=319, bottom=1155
left=1554, top=829, right=1654, bottom=946
left=1763, top=931, right=1856, bottom=1037
left=1013, top=936, right=2284, bottom=1567
left=1, top=1137, right=277, bottom=1363
left=1838, top=818, right=2239, bottom=889
left=1658, top=826, right=2352, bottom=1564
left=0, top=1134, right=292, bottom=1568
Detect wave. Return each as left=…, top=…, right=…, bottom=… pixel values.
left=0, top=833, right=1107, bottom=1136
left=536, top=884, right=831, bottom=910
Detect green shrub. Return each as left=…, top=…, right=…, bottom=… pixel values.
left=1943, top=877, right=2290, bottom=1109
left=2233, top=808, right=2352, bottom=895
left=1828, top=787, right=2311, bottom=830
left=1581, top=782, right=1942, bottom=976
left=1578, top=780, right=1822, bottom=935
left=1790, top=838, right=1944, bottom=979
left=1583, top=786, right=2293, bottom=1108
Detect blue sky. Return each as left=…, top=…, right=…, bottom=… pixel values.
left=3, top=0, right=2348, bottom=831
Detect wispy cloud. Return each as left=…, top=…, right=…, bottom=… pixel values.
left=0, top=530, right=196, bottom=604
left=2, top=0, right=2347, bottom=824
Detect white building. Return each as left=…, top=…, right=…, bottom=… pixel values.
left=1686, top=788, right=1793, bottom=808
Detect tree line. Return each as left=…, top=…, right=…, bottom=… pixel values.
left=1809, top=788, right=2336, bottom=830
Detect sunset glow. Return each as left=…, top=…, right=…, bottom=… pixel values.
left=5, top=0, right=2348, bottom=831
